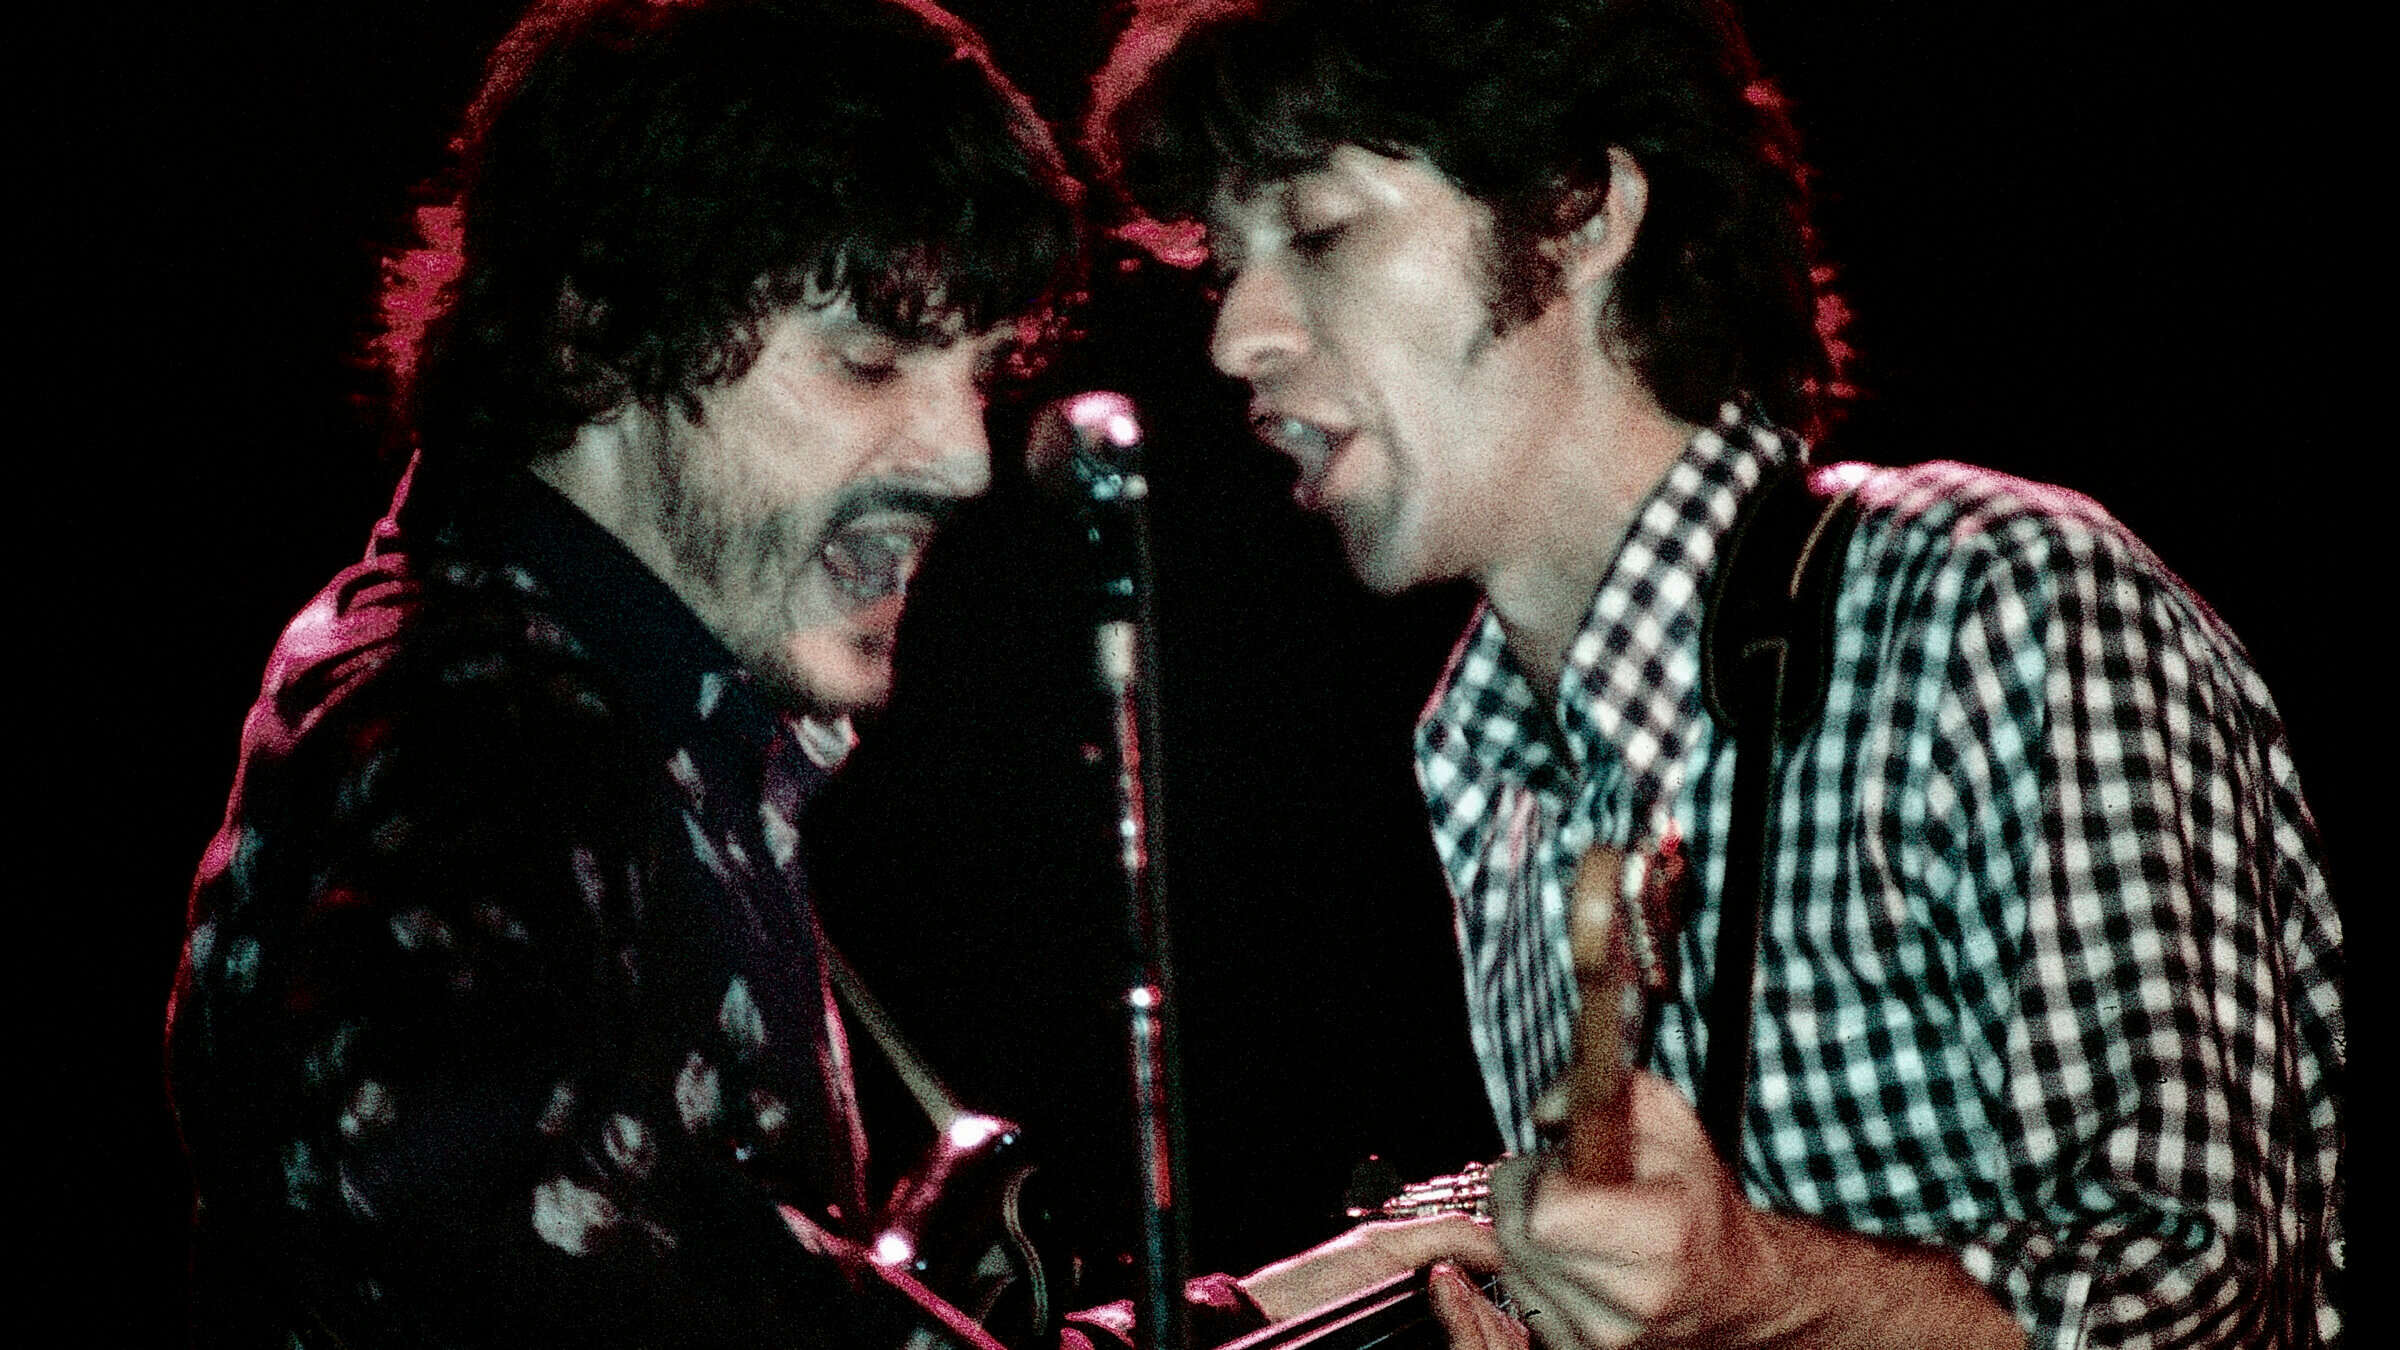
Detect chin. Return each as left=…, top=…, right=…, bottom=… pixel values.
left=1344, top=534, right=1422, bottom=597
left=772, top=629, right=896, bottom=718
left=1347, top=560, right=1413, bottom=596
left=1330, top=505, right=1418, bottom=594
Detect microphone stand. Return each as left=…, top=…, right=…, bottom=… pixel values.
left=1034, top=393, right=1192, bottom=1350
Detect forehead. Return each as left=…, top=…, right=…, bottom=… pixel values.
left=797, top=251, right=1046, bottom=348
left=1213, top=145, right=1463, bottom=209
left=1203, top=147, right=1483, bottom=245
left=793, top=277, right=1019, bottom=355
left=1204, top=152, right=1336, bottom=221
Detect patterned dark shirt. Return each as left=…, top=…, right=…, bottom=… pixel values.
left=1415, top=407, right=2343, bottom=1347
left=168, top=464, right=914, bottom=1347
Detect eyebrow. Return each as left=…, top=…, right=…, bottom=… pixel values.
left=820, top=293, right=978, bottom=353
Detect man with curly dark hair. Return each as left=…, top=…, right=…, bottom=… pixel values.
left=167, top=0, right=1079, bottom=1344
left=1091, top=2, right=2341, bottom=1347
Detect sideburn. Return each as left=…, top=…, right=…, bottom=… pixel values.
left=642, top=413, right=736, bottom=596
left=1481, top=210, right=1564, bottom=335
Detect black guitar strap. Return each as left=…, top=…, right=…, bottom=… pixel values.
left=1694, top=463, right=1865, bottom=1165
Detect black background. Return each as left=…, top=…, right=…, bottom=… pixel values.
left=35, top=1, right=2364, bottom=1340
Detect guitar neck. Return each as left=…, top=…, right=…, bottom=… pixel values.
left=1535, top=845, right=1639, bottom=1184
left=1214, top=1267, right=1500, bottom=1350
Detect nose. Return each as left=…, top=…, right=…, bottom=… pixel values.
left=899, top=365, right=994, bottom=498
left=1209, top=261, right=1305, bottom=385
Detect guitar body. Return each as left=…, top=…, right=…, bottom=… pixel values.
left=871, top=1114, right=1061, bottom=1345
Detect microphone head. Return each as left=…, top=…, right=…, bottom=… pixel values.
left=1027, top=391, right=1144, bottom=490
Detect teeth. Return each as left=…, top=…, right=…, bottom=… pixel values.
left=820, top=529, right=919, bottom=603
left=1253, top=412, right=1332, bottom=459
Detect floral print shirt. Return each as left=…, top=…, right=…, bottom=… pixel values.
left=169, top=463, right=909, bottom=1347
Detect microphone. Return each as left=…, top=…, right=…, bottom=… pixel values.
left=1027, top=391, right=1148, bottom=504
left=1030, top=391, right=1194, bottom=1350
left=1031, top=392, right=1153, bottom=628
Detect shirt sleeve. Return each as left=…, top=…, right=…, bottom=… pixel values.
left=170, top=594, right=921, bottom=1348
left=1921, top=517, right=2342, bottom=1348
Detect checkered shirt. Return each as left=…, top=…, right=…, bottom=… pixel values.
left=1414, top=407, right=2344, bottom=1347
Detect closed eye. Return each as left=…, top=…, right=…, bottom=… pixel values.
left=1289, top=223, right=1346, bottom=260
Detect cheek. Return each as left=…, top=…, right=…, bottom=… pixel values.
left=726, top=440, right=857, bottom=553
left=1341, top=265, right=1493, bottom=422
left=1377, top=223, right=1494, bottom=349
left=704, top=368, right=865, bottom=497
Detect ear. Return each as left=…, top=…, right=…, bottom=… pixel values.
left=1546, top=147, right=1649, bottom=295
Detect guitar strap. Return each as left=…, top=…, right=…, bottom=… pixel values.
left=1694, top=462, right=1864, bottom=1165
left=824, top=939, right=967, bottom=1131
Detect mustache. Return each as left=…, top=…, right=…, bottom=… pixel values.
left=806, top=482, right=968, bottom=604
left=819, top=482, right=965, bottom=539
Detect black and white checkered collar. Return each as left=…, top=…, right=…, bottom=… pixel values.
left=1417, top=404, right=1798, bottom=834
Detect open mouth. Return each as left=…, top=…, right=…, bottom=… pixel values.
left=817, top=520, right=931, bottom=606
left=1249, top=410, right=1352, bottom=509
left=1251, top=410, right=1335, bottom=461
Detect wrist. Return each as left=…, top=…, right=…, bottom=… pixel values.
left=1726, top=1210, right=1834, bottom=1348
left=1703, top=1211, right=2026, bottom=1350
left=1679, top=1206, right=1820, bottom=1349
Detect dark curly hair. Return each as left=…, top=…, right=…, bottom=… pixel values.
left=1087, top=0, right=1847, bottom=439
left=378, top=0, right=1083, bottom=474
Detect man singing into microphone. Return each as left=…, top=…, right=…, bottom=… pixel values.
left=166, top=0, right=1078, bottom=1342
left=1090, top=0, right=2343, bottom=1345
